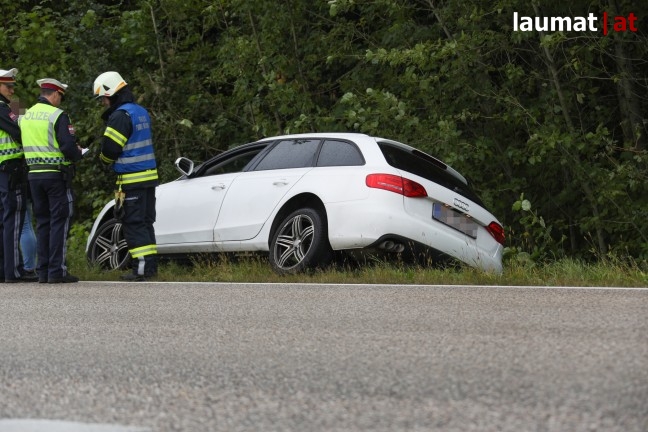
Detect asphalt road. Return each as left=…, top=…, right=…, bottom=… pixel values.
left=0, top=282, right=646, bottom=432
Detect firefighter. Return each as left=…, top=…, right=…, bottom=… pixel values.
left=0, top=68, right=38, bottom=283
left=93, top=72, right=158, bottom=281
left=20, top=78, right=84, bottom=283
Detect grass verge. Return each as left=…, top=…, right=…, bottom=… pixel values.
left=67, top=241, right=648, bottom=287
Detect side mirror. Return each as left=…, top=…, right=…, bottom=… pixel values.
left=174, top=157, right=194, bottom=177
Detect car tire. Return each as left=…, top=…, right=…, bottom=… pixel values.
left=269, top=207, right=332, bottom=274
left=87, top=218, right=131, bottom=270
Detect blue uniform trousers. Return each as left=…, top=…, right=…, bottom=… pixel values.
left=0, top=170, right=27, bottom=280
left=29, top=174, right=74, bottom=282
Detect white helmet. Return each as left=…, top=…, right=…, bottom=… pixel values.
left=93, top=71, right=127, bottom=98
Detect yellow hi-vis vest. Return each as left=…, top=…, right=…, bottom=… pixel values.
left=20, top=103, right=71, bottom=173
left=0, top=112, right=23, bottom=165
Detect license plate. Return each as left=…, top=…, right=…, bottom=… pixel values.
left=433, top=203, right=478, bottom=238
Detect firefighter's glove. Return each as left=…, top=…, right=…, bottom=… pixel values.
left=113, top=190, right=125, bottom=220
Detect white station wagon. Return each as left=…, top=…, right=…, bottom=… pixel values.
left=86, top=133, right=505, bottom=274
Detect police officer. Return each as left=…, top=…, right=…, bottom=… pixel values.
left=93, top=72, right=158, bottom=281
left=20, top=78, right=83, bottom=283
left=0, top=68, right=37, bottom=283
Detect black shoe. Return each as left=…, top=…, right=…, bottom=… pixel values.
left=120, top=272, right=156, bottom=282
left=6, top=272, right=40, bottom=283
left=48, top=274, right=80, bottom=284
left=24, top=270, right=38, bottom=279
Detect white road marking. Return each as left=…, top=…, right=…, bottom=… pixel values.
left=93, top=281, right=648, bottom=290
left=0, top=419, right=149, bottom=432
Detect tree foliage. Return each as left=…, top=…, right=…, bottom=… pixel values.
left=1, top=0, right=646, bottom=263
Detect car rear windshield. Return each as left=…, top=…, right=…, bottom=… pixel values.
left=378, top=142, right=484, bottom=206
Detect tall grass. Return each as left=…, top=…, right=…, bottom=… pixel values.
left=67, top=238, right=648, bottom=287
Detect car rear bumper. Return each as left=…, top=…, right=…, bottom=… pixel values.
left=325, top=198, right=503, bottom=273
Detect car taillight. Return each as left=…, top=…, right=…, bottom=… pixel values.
left=366, top=174, right=427, bottom=198
left=486, top=222, right=505, bottom=245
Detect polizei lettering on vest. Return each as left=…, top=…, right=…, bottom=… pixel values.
left=23, top=111, right=51, bottom=121
left=513, top=12, right=598, bottom=32
left=25, top=111, right=49, bottom=120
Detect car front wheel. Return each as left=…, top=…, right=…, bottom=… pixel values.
left=269, top=207, right=332, bottom=274
left=87, top=218, right=131, bottom=270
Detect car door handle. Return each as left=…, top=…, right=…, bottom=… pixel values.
left=273, top=179, right=289, bottom=186
left=211, top=183, right=226, bottom=190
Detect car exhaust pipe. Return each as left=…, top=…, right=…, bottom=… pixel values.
left=378, top=240, right=404, bottom=253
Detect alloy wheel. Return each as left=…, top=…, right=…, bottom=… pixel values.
left=88, top=219, right=130, bottom=270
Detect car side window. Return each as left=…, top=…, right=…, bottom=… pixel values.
left=316, top=140, right=365, bottom=167
left=203, top=149, right=263, bottom=177
left=253, top=139, right=321, bottom=171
